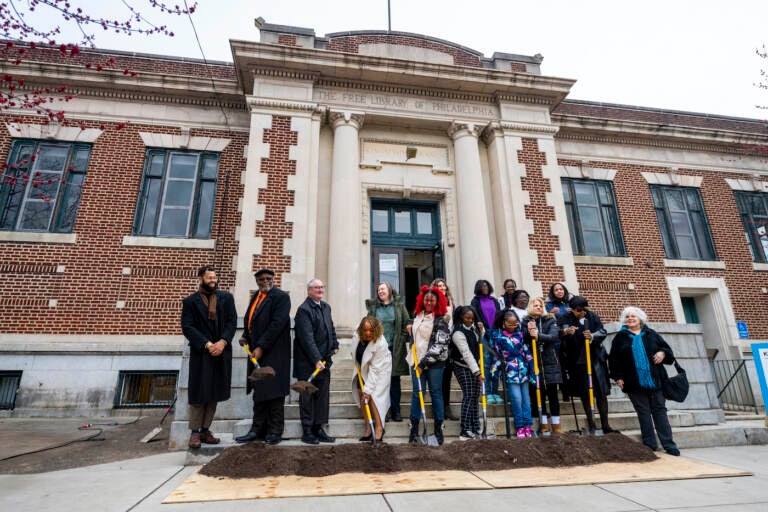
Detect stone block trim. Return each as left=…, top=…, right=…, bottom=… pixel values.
left=326, top=34, right=483, bottom=68
left=252, top=115, right=297, bottom=286
left=518, top=137, right=565, bottom=292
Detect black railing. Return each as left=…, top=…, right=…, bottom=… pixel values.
left=711, top=359, right=758, bottom=414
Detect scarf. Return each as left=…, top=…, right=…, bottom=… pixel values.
left=624, top=326, right=655, bottom=389
left=198, top=285, right=217, bottom=321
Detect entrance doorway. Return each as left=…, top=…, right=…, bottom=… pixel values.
left=370, top=200, right=443, bottom=313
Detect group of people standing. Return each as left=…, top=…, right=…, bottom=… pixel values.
left=182, top=266, right=680, bottom=456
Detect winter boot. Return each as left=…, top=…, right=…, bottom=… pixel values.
left=434, top=420, right=445, bottom=445
left=551, top=416, right=562, bottom=434
left=409, top=420, right=419, bottom=444
left=539, top=415, right=550, bottom=435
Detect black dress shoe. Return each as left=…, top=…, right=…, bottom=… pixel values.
left=312, top=427, right=335, bottom=443
left=602, top=426, right=621, bottom=434
left=391, top=410, right=403, bottom=422
left=301, top=431, right=319, bottom=445
left=235, top=431, right=264, bottom=443
left=264, top=434, right=282, bottom=445
left=358, top=434, right=372, bottom=442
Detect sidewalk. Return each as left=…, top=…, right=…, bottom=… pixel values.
left=1, top=444, right=767, bottom=511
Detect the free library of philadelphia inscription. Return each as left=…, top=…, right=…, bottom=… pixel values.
left=315, top=89, right=498, bottom=119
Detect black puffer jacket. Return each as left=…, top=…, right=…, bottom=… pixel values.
left=522, top=313, right=563, bottom=385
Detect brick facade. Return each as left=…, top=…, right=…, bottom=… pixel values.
left=326, top=34, right=483, bottom=67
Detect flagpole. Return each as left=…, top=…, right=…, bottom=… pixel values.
left=388, top=0, right=392, bottom=33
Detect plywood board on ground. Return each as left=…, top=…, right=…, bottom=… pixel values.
left=164, top=455, right=752, bottom=504
left=472, top=453, right=751, bottom=488
left=163, top=470, right=490, bottom=503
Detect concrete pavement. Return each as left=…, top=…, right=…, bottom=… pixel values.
left=1, top=444, right=767, bottom=511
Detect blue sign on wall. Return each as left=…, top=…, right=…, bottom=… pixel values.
left=737, top=322, right=749, bottom=339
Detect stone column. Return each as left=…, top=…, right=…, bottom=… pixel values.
left=449, top=122, right=496, bottom=303
left=326, top=111, right=364, bottom=330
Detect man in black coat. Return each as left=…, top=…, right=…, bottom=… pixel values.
left=235, top=268, right=291, bottom=445
left=181, top=265, right=237, bottom=449
left=293, top=278, right=339, bottom=445
left=558, top=295, right=616, bottom=434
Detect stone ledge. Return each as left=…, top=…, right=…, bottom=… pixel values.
left=664, top=259, right=726, bottom=270
left=0, top=232, right=77, bottom=244
left=574, top=255, right=634, bottom=266
left=122, top=236, right=216, bottom=249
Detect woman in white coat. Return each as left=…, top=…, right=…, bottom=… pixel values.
left=351, top=316, right=392, bottom=442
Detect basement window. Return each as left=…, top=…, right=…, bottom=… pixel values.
left=0, top=371, right=23, bottom=410
left=115, top=371, right=177, bottom=408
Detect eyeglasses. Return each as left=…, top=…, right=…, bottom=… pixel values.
left=310, top=285, right=325, bottom=289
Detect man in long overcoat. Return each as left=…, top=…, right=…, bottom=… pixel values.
left=235, top=268, right=291, bottom=445
left=181, top=265, right=237, bottom=449
left=293, top=278, right=339, bottom=444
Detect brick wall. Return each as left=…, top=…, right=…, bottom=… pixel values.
left=0, top=117, right=247, bottom=334
left=326, top=34, right=483, bottom=67
left=251, top=115, right=297, bottom=287
left=518, top=138, right=566, bottom=290
left=559, top=158, right=768, bottom=335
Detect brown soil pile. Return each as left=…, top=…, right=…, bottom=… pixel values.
left=201, top=433, right=657, bottom=479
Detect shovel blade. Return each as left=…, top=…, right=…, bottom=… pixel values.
left=140, top=427, right=162, bottom=443
left=581, top=427, right=604, bottom=436
left=290, top=381, right=318, bottom=394
left=248, top=366, right=276, bottom=382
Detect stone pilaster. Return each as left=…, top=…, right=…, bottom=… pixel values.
left=326, top=111, right=364, bottom=329
left=449, top=122, right=496, bottom=303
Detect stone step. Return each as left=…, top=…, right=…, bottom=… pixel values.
left=181, top=419, right=768, bottom=466
left=169, top=408, right=721, bottom=451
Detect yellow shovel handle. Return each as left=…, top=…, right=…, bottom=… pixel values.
left=242, top=343, right=258, bottom=365
left=584, top=336, right=595, bottom=408
left=412, top=344, right=427, bottom=411
left=479, top=343, right=487, bottom=409
left=532, top=338, right=542, bottom=410
left=355, top=363, right=374, bottom=422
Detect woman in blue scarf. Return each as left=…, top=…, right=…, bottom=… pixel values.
left=608, top=306, right=680, bottom=456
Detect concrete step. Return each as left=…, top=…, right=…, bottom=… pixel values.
left=169, top=408, right=722, bottom=451
left=181, top=419, right=768, bottom=466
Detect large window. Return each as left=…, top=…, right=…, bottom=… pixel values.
left=133, top=149, right=219, bottom=238
left=734, top=191, right=768, bottom=263
left=562, top=178, right=625, bottom=256
left=651, top=185, right=716, bottom=260
left=0, top=140, right=91, bottom=232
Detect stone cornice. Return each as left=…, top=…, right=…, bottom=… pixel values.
left=2, top=61, right=246, bottom=110
left=554, top=113, right=768, bottom=153
left=230, top=40, right=574, bottom=108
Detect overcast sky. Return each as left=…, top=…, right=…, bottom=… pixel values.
left=35, top=1, right=768, bottom=120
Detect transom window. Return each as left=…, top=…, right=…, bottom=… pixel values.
left=133, top=149, right=219, bottom=238
left=734, top=191, right=768, bottom=263
left=0, top=140, right=91, bottom=233
left=371, top=201, right=439, bottom=245
left=562, top=178, right=625, bottom=256
left=651, top=185, right=716, bottom=260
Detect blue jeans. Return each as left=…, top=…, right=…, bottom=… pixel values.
left=410, top=367, right=444, bottom=422
left=506, top=381, right=532, bottom=428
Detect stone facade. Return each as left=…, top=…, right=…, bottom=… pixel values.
left=0, top=20, right=766, bottom=415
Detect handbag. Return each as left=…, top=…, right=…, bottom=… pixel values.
left=662, top=360, right=689, bottom=402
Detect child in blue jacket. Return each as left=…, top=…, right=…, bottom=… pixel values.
left=490, top=309, right=534, bottom=438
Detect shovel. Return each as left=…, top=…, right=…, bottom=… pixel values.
left=355, top=363, right=376, bottom=446
left=291, top=361, right=326, bottom=394
left=140, top=395, right=176, bottom=443
left=479, top=343, right=489, bottom=439
left=411, top=344, right=439, bottom=446
left=531, top=337, right=544, bottom=437
left=242, top=344, right=276, bottom=382
left=583, top=332, right=603, bottom=436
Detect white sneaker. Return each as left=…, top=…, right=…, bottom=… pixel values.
left=459, top=430, right=476, bottom=441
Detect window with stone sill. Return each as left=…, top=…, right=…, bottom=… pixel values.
left=562, top=178, right=626, bottom=257
left=651, top=185, right=716, bottom=261
left=734, top=190, right=768, bottom=263
left=133, top=149, right=219, bottom=239
left=0, top=140, right=91, bottom=233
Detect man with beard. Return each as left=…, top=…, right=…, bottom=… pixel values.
left=293, top=278, right=339, bottom=444
left=181, top=265, right=237, bottom=449
left=235, top=268, right=291, bottom=445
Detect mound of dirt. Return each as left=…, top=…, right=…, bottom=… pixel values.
left=201, top=433, right=657, bottom=479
